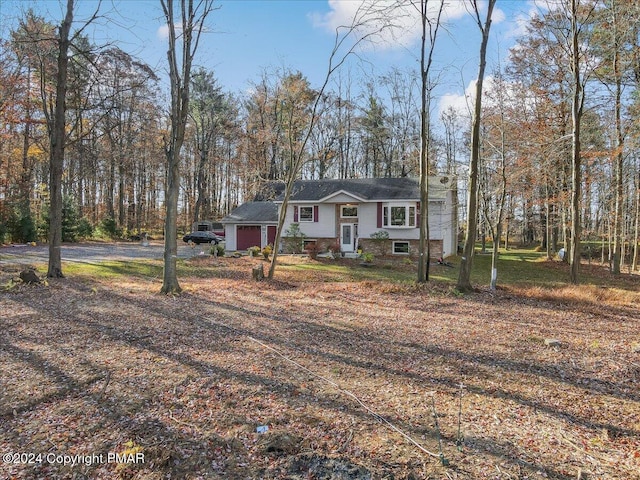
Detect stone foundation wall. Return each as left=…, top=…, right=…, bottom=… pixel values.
left=283, top=236, right=444, bottom=259
left=358, top=239, right=443, bottom=259
left=282, top=237, right=337, bottom=254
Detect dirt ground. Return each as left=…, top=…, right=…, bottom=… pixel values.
left=1, top=256, right=639, bottom=479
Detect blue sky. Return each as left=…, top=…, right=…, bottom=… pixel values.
left=1, top=0, right=539, bottom=115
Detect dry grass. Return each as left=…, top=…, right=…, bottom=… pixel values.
left=1, top=256, right=639, bottom=479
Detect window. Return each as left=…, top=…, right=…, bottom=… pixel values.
left=383, top=204, right=417, bottom=228
left=303, top=239, right=317, bottom=249
left=299, top=206, right=314, bottom=222
left=341, top=205, right=358, bottom=218
left=390, top=206, right=406, bottom=226
left=393, top=241, right=410, bottom=255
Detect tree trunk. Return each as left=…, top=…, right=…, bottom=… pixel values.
left=568, top=0, right=583, bottom=285
left=160, top=0, right=214, bottom=294
left=47, top=0, right=73, bottom=278
left=457, top=0, right=496, bottom=292
left=162, top=145, right=181, bottom=293
left=490, top=222, right=501, bottom=291
left=632, top=170, right=639, bottom=271
left=417, top=0, right=443, bottom=283
left=610, top=0, right=624, bottom=274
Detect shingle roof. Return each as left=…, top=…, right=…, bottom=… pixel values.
left=220, top=201, right=278, bottom=224
left=275, top=177, right=451, bottom=202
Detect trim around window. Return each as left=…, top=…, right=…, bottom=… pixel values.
left=382, top=203, right=416, bottom=228
left=299, top=206, right=314, bottom=222
left=392, top=241, right=410, bottom=255
left=340, top=205, right=358, bottom=218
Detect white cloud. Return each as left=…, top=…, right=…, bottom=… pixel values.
left=438, top=74, right=510, bottom=119
left=157, top=22, right=184, bottom=40
left=157, top=24, right=170, bottom=40
left=438, top=83, right=474, bottom=121
left=310, top=0, right=470, bottom=52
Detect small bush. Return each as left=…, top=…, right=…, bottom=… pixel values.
left=370, top=230, right=390, bottom=256
left=361, top=252, right=374, bottom=263
left=76, top=218, right=94, bottom=239
left=247, top=246, right=262, bottom=257
left=305, top=242, right=318, bottom=260
left=327, top=241, right=340, bottom=254
left=16, top=212, right=37, bottom=243
left=283, top=223, right=306, bottom=253
left=370, top=230, right=389, bottom=240
left=0, top=219, right=7, bottom=244
left=210, top=244, right=225, bottom=257
left=98, top=217, right=122, bottom=239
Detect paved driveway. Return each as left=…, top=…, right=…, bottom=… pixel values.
left=0, top=241, right=212, bottom=266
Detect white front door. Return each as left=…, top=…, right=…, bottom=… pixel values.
left=340, top=223, right=356, bottom=252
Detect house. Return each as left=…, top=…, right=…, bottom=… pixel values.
left=222, top=176, right=457, bottom=258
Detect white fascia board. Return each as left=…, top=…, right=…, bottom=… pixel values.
left=317, top=190, right=368, bottom=203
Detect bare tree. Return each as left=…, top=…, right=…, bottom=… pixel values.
left=44, top=1, right=74, bottom=277
left=160, top=0, right=215, bottom=294
left=267, top=2, right=391, bottom=279
left=481, top=70, right=510, bottom=291
left=564, top=0, right=599, bottom=284
left=457, top=0, right=496, bottom=292
left=415, top=0, right=444, bottom=283
left=46, top=0, right=103, bottom=277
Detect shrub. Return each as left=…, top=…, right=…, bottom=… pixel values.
left=0, top=218, right=7, bottom=244
left=370, top=230, right=389, bottom=240
left=76, top=217, right=94, bottom=239
left=15, top=211, right=37, bottom=243
left=39, top=196, right=84, bottom=242
left=283, top=223, right=306, bottom=253
left=370, top=230, right=390, bottom=256
left=210, top=244, right=225, bottom=257
left=61, top=196, right=80, bottom=242
left=305, top=242, right=318, bottom=260
left=98, top=216, right=122, bottom=239
left=327, top=241, right=340, bottom=253
left=262, top=244, right=272, bottom=259
left=247, top=246, right=262, bottom=257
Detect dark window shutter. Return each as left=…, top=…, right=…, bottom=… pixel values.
left=314, top=205, right=319, bottom=222
left=294, top=206, right=298, bottom=222
left=416, top=202, right=421, bottom=227
left=377, top=202, right=383, bottom=228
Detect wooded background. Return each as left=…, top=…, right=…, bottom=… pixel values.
left=0, top=0, right=639, bottom=272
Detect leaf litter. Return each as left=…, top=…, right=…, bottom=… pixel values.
left=0, top=256, right=638, bottom=479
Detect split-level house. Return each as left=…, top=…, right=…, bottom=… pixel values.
left=221, top=176, right=457, bottom=258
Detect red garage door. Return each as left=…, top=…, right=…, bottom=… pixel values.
left=236, top=225, right=262, bottom=250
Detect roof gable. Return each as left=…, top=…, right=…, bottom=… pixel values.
left=318, top=190, right=367, bottom=203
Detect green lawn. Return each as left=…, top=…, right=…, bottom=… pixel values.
left=17, top=247, right=639, bottom=295
left=279, top=247, right=639, bottom=294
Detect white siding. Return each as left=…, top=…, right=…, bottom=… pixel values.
left=356, top=203, right=379, bottom=238
left=283, top=204, right=336, bottom=238
left=441, top=190, right=458, bottom=257
left=224, top=225, right=237, bottom=250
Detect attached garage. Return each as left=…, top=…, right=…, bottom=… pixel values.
left=220, top=202, right=278, bottom=251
